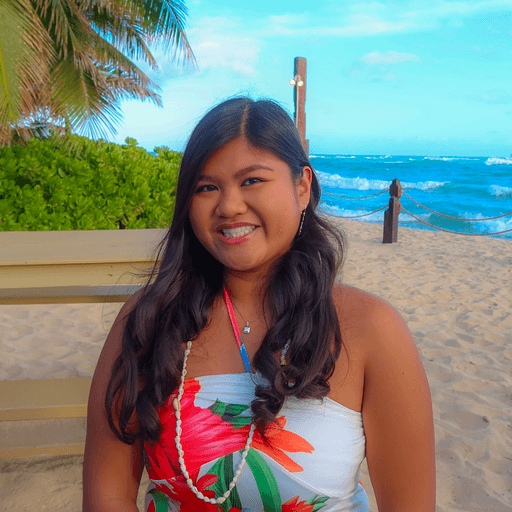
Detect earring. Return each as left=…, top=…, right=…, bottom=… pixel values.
left=298, top=208, right=306, bottom=236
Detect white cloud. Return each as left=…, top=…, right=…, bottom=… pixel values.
left=187, top=17, right=262, bottom=77
left=361, top=51, right=421, bottom=64
left=257, top=1, right=512, bottom=38
left=322, top=18, right=413, bottom=36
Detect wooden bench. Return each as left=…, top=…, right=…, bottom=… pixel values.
left=0, top=228, right=164, bottom=457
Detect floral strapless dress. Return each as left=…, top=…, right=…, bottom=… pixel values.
left=144, top=372, right=369, bottom=512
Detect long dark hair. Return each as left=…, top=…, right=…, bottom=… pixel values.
left=105, top=97, right=347, bottom=446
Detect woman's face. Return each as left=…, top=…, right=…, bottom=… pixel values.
left=188, top=136, right=311, bottom=275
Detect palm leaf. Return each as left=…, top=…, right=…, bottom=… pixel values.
left=0, top=0, right=54, bottom=144
left=2, top=0, right=195, bottom=145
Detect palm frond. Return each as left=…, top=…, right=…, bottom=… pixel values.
left=89, top=8, right=158, bottom=69
left=0, top=0, right=54, bottom=145
left=140, top=0, right=196, bottom=66
left=4, top=0, right=195, bottom=145
left=92, top=0, right=196, bottom=67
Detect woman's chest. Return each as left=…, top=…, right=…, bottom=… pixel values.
left=182, top=318, right=366, bottom=414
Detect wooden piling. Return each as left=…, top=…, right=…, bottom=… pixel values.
left=383, top=178, right=402, bottom=243
left=293, top=57, right=309, bottom=156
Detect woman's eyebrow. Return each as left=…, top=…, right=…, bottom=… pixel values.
left=198, top=164, right=274, bottom=182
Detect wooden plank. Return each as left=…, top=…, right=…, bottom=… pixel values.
left=0, top=228, right=165, bottom=266
left=0, top=445, right=85, bottom=459
left=0, top=378, right=92, bottom=422
left=0, top=261, right=153, bottom=289
left=0, top=284, right=141, bottom=305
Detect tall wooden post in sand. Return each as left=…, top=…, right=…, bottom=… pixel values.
left=291, top=57, right=309, bottom=156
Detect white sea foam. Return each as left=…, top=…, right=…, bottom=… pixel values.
left=335, top=155, right=356, bottom=159
left=402, top=180, right=447, bottom=191
left=490, top=185, right=512, bottom=198
left=485, top=217, right=512, bottom=236
left=424, top=156, right=480, bottom=162
left=447, top=211, right=512, bottom=237
left=319, top=203, right=384, bottom=222
left=317, top=171, right=389, bottom=191
left=317, top=171, right=447, bottom=192
left=485, top=157, right=512, bottom=166
left=469, top=215, right=512, bottom=236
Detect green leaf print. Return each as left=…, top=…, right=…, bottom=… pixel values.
left=305, top=495, right=330, bottom=511
left=205, top=453, right=242, bottom=512
left=226, top=416, right=252, bottom=428
left=148, top=489, right=170, bottom=512
left=224, top=403, right=249, bottom=416
left=209, top=399, right=227, bottom=417
left=207, top=399, right=251, bottom=428
left=245, top=448, right=282, bottom=512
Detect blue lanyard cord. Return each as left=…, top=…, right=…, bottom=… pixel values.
left=223, top=286, right=253, bottom=374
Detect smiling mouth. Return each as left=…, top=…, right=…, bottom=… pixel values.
left=221, top=225, right=256, bottom=238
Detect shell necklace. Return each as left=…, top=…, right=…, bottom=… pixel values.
left=173, top=340, right=256, bottom=505
left=173, top=287, right=290, bottom=504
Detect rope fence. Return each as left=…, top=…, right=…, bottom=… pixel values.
left=401, top=191, right=512, bottom=222
left=324, top=179, right=512, bottom=242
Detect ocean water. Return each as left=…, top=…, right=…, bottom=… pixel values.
left=311, top=154, right=512, bottom=240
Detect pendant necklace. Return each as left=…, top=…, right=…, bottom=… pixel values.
left=230, top=298, right=268, bottom=334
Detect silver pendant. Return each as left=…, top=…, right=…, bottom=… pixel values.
left=243, top=326, right=251, bottom=334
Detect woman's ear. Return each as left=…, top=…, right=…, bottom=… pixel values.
left=297, top=166, right=312, bottom=207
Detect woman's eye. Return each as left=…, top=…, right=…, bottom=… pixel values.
left=242, top=177, right=262, bottom=186
left=195, top=184, right=217, bottom=193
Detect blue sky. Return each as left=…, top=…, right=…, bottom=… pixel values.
left=110, top=0, right=512, bottom=157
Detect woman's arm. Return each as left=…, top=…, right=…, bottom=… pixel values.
left=361, top=295, right=436, bottom=511
left=83, top=294, right=144, bottom=512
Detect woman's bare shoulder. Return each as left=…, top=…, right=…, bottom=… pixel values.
left=332, top=283, right=413, bottom=354
left=333, top=283, right=396, bottom=325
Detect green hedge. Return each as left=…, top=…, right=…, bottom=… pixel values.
left=0, top=135, right=181, bottom=231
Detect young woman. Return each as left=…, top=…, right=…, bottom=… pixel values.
left=83, top=98, right=435, bottom=512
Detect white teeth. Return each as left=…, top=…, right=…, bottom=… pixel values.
left=221, top=225, right=256, bottom=238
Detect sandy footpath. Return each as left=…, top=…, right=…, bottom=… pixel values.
left=1, top=219, right=511, bottom=511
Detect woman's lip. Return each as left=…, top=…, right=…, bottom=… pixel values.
left=218, top=226, right=257, bottom=245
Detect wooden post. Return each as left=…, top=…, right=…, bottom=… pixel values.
left=383, top=179, right=402, bottom=243
left=293, top=57, right=308, bottom=156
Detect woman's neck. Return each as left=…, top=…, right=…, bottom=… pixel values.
left=223, top=269, right=269, bottom=313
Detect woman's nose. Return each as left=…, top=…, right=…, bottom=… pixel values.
left=216, top=188, right=248, bottom=218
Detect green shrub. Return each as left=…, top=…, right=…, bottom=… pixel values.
left=0, top=135, right=181, bottom=231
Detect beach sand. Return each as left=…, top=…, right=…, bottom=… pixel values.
left=1, top=219, right=511, bottom=511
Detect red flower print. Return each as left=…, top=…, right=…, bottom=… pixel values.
left=243, top=416, right=314, bottom=472
left=282, top=496, right=315, bottom=512
left=282, top=495, right=330, bottom=511
left=145, top=379, right=315, bottom=482
left=149, top=474, right=220, bottom=512
left=145, top=379, right=252, bottom=482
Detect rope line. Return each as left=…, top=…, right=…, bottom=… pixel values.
left=323, top=190, right=388, bottom=200
left=402, top=191, right=512, bottom=221
left=401, top=207, right=512, bottom=236
left=329, top=205, right=388, bottom=219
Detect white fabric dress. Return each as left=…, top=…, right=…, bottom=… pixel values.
left=144, top=372, right=369, bottom=512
